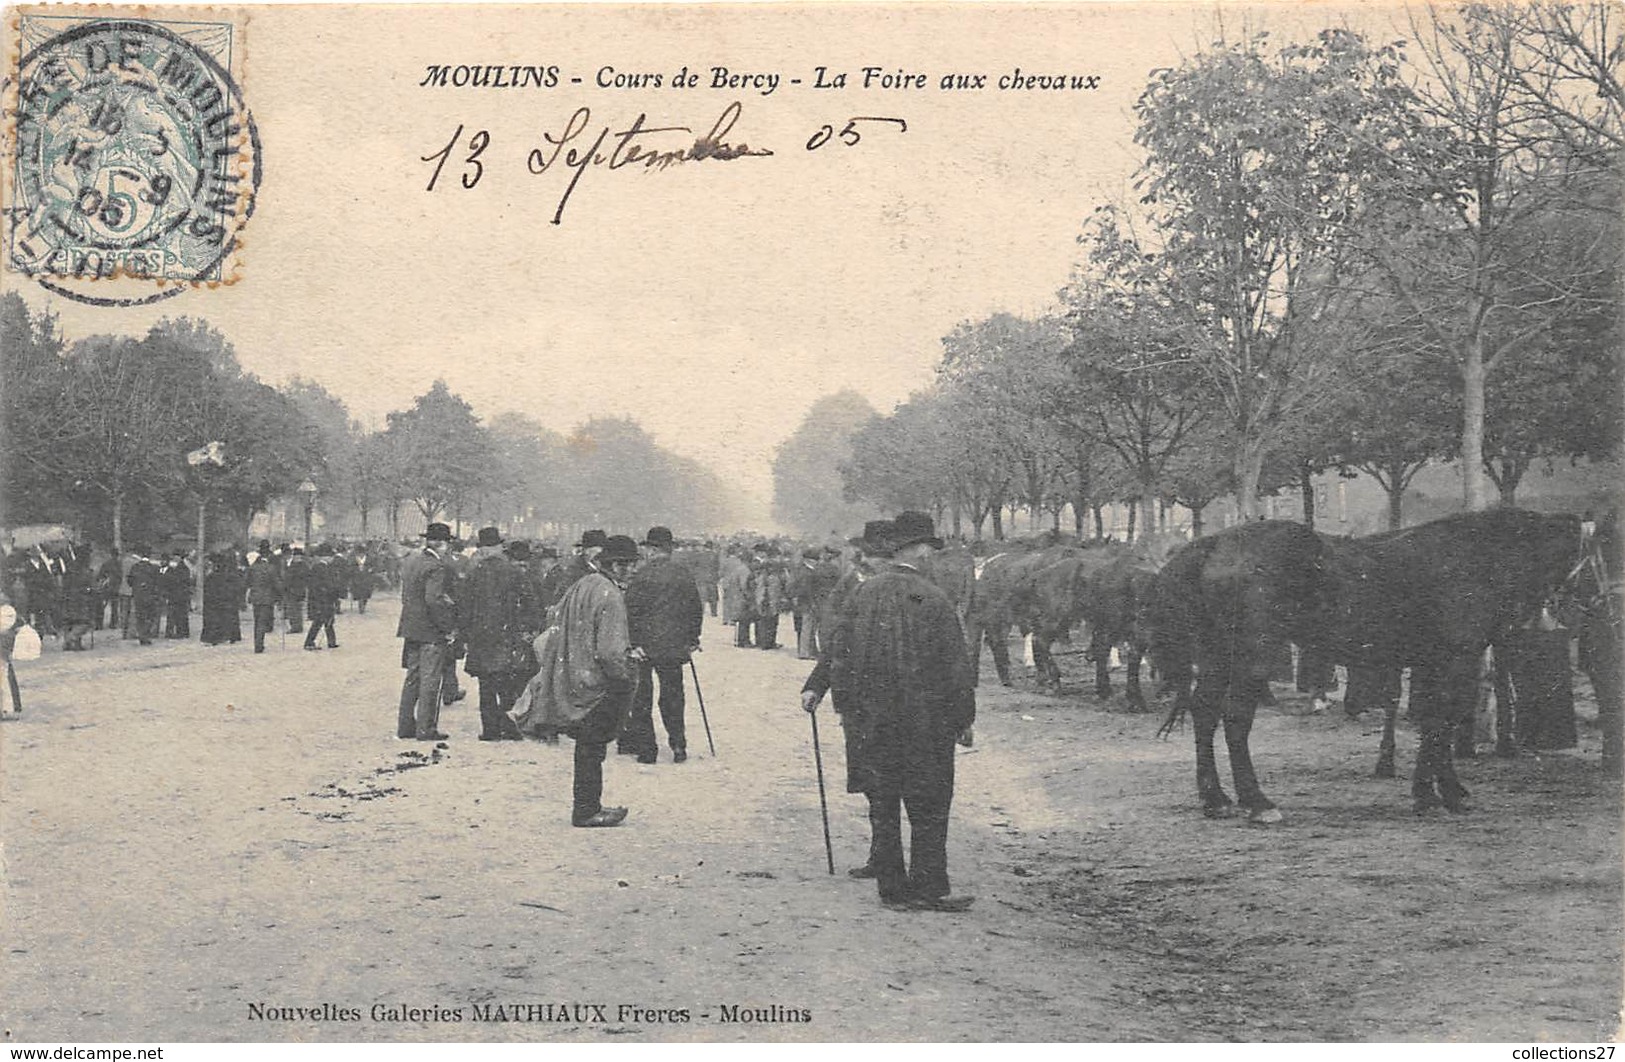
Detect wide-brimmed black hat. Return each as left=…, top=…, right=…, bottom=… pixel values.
left=642, top=526, right=675, bottom=549
left=476, top=526, right=503, bottom=547
left=599, top=534, right=641, bottom=564
left=889, top=511, right=943, bottom=551
left=577, top=529, right=608, bottom=549
left=425, top=522, right=453, bottom=542
left=849, top=520, right=894, bottom=552
left=506, top=541, right=531, bottom=560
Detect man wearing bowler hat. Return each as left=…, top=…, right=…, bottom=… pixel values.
left=817, top=511, right=976, bottom=912
left=621, top=525, right=704, bottom=764
left=541, top=529, right=606, bottom=612
left=553, top=534, right=643, bottom=826
left=396, top=522, right=458, bottom=741
left=460, top=526, right=529, bottom=741
left=246, top=540, right=280, bottom=654
left=802, top=519, right=891, bottom=877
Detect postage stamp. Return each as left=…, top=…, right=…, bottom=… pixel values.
left=6, top=11, right=259, bottom=306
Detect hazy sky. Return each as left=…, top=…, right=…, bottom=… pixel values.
left=5, top=2, right=1387, bottom=526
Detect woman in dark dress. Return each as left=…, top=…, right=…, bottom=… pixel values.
left=200, top=550, right=244, bottom=645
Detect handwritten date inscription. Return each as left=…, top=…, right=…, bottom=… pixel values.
left=420, top=102, right=905, bottom=224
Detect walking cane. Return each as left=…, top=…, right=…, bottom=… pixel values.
left=689, top=658, right=717, bottom=757
left=809, top=706, right=836, bottom=875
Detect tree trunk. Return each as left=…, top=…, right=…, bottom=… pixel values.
left=359, top=506, right=370, bottom=539
left=1300, top=462, right=1316, bottom=531
left=111, top=490, right=124, bottom=554
left=991, top=508, right=1004, bottom=540
left=1139, top=492, right=1156, bottom=541
left=1488, top=456, right=1525, bottom=507
left=1191, top=503, right=1206, bottom=538
left=1126, top=503, right=1137, bottom=541
left=1234, top=437, right=1266, bottom=520
left=1092, top=503, right=1105, bottom=540
left=1461, top=334, right=1491, bottom=511
left=1387, top=471, right=1404, bottom=531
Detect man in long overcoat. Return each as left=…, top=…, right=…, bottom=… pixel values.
left=553, top=534, right=642, bottom=827
left=621, top=526, right=704, bottom=763
left=160, top=551, right=192, bottom=639
left=127, top=549, right=162, bottom=646
left=396, top=523, right=457, bottom=740
left=246, top=541, right=281, bottom=653
left=459, top=527, right=529, bottom=741
left=281, top=547, right=309, bottom=633
left=303, top=544, right=340, bottom=650
left=819, top=511, right=976, bottom=912
left=802, top=520, right=889, bottom=877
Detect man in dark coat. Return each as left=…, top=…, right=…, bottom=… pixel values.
left=802, top=521, right=888, bottom=876
left=159, top=552, right=192, bottom=638
left=127, top=549, right=163, bottom=646
left=303, top=544, right=340, bottom=650
left=540, top=530, right=605, bottom=612
left=246, top=541, right=281, bottom=654
left=396, top=523, right=457, bottom=740
left=58, top=545, right=96, bottom=651
left=349, top=546, right=375, bottom=614
left=281, top=547, right=309, bottom=633
left=621, top=526, right=704, bottom=763
left=459, top=527, right=528, bottom=741
left=815, top=511, right=976, bottom=912
left=96, top=549, right=122, bottom=631
left=552, top=534, right=642, bottom=827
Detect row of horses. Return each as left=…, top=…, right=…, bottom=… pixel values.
left=923, top=509, right=1621, bottom=821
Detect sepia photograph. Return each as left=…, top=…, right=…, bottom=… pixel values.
left=1, top=0, right=1620, bottom=1045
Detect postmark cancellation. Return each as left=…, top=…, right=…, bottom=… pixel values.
left=3, top=7, right=259, bottom=306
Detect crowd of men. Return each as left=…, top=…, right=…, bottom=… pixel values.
left=3, top=514, right=980, bottom=915
left=379, top=512, right=979, bottom=912
left=0, top=539, right=398, bottom=652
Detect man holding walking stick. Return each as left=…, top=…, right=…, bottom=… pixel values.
left=621, top=526, right=704, bottom=764
left=805, top=513, right=976, bottom=913
left=801, top=520, right=890, bottom=878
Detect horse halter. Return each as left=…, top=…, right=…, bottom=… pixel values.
left=1556, top=520, right=1622, bottom=626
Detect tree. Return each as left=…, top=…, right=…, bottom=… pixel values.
left=55, top=336, right=190, bottom=551
left=1128, top=28, right=1415, bottom=517
left=1359, top=7, right=1620, bottom=509
left=0, top=293, right=70, bottom=527
left=282, top=377, right=357, bottom=520
left=1059, top=264, right=1210, bottom=538
left=938, top=314, right=1073, bottom=532
left=771, top=390, right=879, bottom=536
left=383, top=381, right=495, bottom=530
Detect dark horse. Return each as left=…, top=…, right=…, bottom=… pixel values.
left=1150, top=509, right=1588, bottom=820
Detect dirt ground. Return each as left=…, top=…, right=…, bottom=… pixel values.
left=2, top=593, right=1620, bottom=1043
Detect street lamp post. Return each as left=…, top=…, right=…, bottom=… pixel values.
left=297, top=479, right=318, bottom=549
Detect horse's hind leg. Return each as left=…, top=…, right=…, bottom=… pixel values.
left=986, top=625, right=1012, bottom=686
left=1222, top=689, right=1279, bottom=822
left=1191, top=671, right=1232, bottom=817
left=1433, top=658, right=1479, bottom=812
left=1123, top=641, right=1146, bottom=713
left=1409, top=662, right=1472, bottom=813
left=1091, top=628, right=1113, bottom=700
left=1373, top=669, right=1402, bottom=778
left=1031, top=633, right=1058, bottom=690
